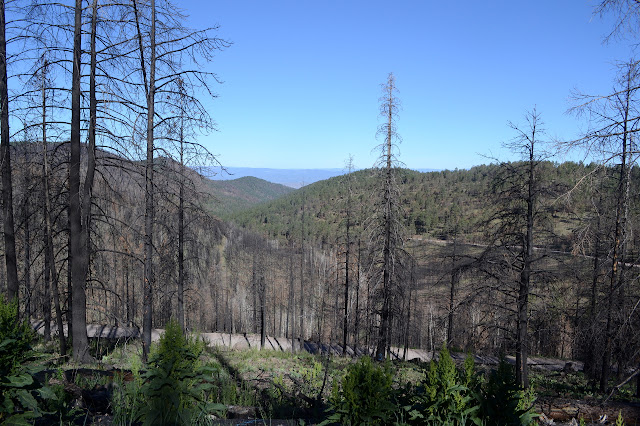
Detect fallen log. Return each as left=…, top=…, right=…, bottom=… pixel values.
left=536, top=397, right=640, bottom=423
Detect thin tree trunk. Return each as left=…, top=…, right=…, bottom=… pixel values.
left=354, top=239, right=361, bottom=354
left=23, top=155, right=31, bottom=319
left=586, top=198, right=602, bottom=380
left=140, top=0, right=156, bottom=360
left=67, top=218, right=72, bottom=344
left=177, top=115, right=185, bottom=332
left=447, top=237, right=459, bottom=347
left=41, top=96, right=51, bottom=339
left=403, top=259, right=414, bottom=360
left=260, top=276, right=266, bottom=349
left=288, top=244, right=295, bottom=352
left=0, top=0, right=18, bottom=306
left=42, top=238, right=51, bottom=340
left=343, top=210, right=350, bottom=355
left=300, top=189, right=305, bottom=346
left=601, top=71, right=631, bottom=392
left=252, top=253, right=257, bottom=332
left=516, top=146, right=535, bottom=389
left=376, top=104, right=394, bottom=361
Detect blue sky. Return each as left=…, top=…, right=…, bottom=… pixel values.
left=181, top=1, right=635, bottom=170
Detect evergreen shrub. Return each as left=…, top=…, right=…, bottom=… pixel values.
left=115, top=319, right=225, bottom=425
left=323, top=356, right=397, bottom=425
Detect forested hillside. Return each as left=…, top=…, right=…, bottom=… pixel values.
left=227, top=158, right=640, bottom=390
left=205, top=176, right=295, bottom=216
left=232, top=162, right=600, bottom=248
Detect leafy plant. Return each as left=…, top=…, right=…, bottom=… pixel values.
left=394, top=348, right=536, bottom=426
left=404, top=347, right=481, bottom=425
left=0, top=297, right=56, bottom=424
left=43, top=369, right=83, bottom=425
left=136, top=319, right=226, bottom=425
left=111, top=367, right=146, bottom=425
left=0, top=298, right=33, bottom=376
left=322, top=356, right=398, bottom=425
left=480, top=357, right=537, bottom=425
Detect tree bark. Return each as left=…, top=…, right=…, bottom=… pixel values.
left=22, top=151, right=31, bottom=318
left=288, top=243, right=295, bottom=352
left=39, top=73, right=53, bottom=341
left=260, top=276, right=266, bottom=349
left=375, top=74, right=395, bottom=361
left=299, top=190, right=305, bottom=347
left=177, top=106, right=185, bottom=332
left=447, top=236, right=459, bottom=348
left=70, top=0, right=91, bottom=363
left=342, top=159, right=354, bottom=355
left=43, top=125, right=66, bottom=355
left=0, top=0, right=18, bottom=306
left=142, top=0, right=156, bottom=360
left=515, top=118, right=537, bottom=390
left=600, top=67, right=632, bottom=392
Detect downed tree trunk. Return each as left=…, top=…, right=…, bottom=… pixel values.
left=536, top=397, right=640, bottom=423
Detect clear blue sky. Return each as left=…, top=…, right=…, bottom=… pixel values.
left=181, top=1, right=635, bottom=170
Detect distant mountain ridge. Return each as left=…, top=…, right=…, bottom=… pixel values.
left=204, top=166, right=439, bottom=188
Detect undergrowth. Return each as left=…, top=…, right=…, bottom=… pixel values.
left=112, top=319, right=226, bottom=425
left=0, top=297, right=57, bottom=424
left=2, top=314, right=628, bottom=425
left=322, top=346, right=538, bottom=426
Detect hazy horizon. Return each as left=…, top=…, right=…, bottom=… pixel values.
left=204, top=166, right=441, bottom=188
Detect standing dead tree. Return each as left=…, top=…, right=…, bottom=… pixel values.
left=566, top=60, right=640, bottom=390
left=339, top=155, right=356, bottom=355
left=366, top=73, right=411, bottom=360
left=0, top=0, right=19, bottom=306
left=481, top=108, right=556, bottom=388
left=124, top=0, right=228, bottom=358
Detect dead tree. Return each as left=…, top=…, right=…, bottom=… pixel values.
left=126, top=0, right=228, bottom=357
left=0, top=0, right=19, bottom=305
left=486, top=108, right=554, bottom=388
left=567, top=60, right=640, bottom=391
left=340, top=155, right=356, bottom=355
left=367, top=73, right=410, bottom=360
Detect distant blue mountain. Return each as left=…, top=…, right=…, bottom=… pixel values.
left=202, top=167, right=440, bottom=188
left=203, top=167, right=345, bottom=188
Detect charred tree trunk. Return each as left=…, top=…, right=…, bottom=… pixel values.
left=139, top=0, right=157, bottom=360
left=288, top=243, right=296, bottom=352
left=260, top=275, right=266, bottom=349
left=22, top=152, right=32, bottom=319
left=513, top=116, right=539, bottom=390
left=40, top=81, right=51, bottom=339
left=447, top=236, right=459, bottom=348
left=375, top=87, right=394, bottom=361
left=0, top=0, right=18, bottom=306
left=177, top=150, right=185, bottom=332
left=69, top=0, right=92, bottom=363
left=600, top=69, right=632, bottom=392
